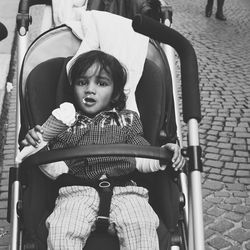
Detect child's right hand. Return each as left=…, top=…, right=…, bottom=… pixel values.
left=21, top=125, right=44, bottom=148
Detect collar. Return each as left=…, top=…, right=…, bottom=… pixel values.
left=76, top=108, right=120, bottom=125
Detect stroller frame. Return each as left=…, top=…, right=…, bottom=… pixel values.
left=8, top=1, right=205, bottom=249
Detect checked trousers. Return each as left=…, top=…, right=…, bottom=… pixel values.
left=46, top=185, right=159, bottom=250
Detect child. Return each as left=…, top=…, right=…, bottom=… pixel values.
left=22, top=50, right=185, bottom=250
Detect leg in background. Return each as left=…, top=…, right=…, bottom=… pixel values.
left=205, top=0, right=214, bottom=17
left=216, top=0, right=227, bottom=20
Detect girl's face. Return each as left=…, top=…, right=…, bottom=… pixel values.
left=73, top=62, right=114, bottom=117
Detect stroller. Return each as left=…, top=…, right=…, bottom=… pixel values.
left=8, top=0, right=204, bottom=249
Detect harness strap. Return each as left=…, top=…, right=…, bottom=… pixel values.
left=96, top=179, right=114, bottom=232
left=55, top=173, right=135, bottom=232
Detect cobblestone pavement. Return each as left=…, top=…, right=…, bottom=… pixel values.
left=167, top=0, right=250, bottom=249
left=0, top=0, right=250, bottom=249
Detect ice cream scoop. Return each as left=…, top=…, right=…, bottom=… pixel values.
left=16, top=102, right=76, bottom=163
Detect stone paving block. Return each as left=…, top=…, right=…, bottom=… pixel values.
left=207, top=207, right=225, bottom=217
left=226, top=183, right=245, bottom=191
left=220, top=149, right=234, bottom=156
left=242, top=220, right=250, bottom=229
left=214, top=191, right=230, bottom=198
left=218, top=204, right=233, bottom=211
left=245, top=242, right=250, bottom=250
left=208, top=236, right=232, bottom=249
left=206, top=153, right=220, bottom=160
left=204, top=160, right=224, bottom=169
left=226, top=247, right=242, bottom=250
left=236, top=170, right=250, bottom=177
left=239, top=178, right=250, bottom=185
left=209, top=168, right=221, bottom=174
left=224, top=197, right=243, bottom=205
left=209, top=220, right=234, bottom=234
left=226, top=228, right=250, bottom=244
left=233, top=157, right=247, bottom=163
left=222, top=169, right=236, bottom=177
left=209, top=174, right=223, bottom=181
left=220, top=155, right=233, bottom=162
left=205, top=147, right=220, bottom=154
left=0, top=210, right=7, bottom=220
left=224, top=211, right=244, bottom=223
left=233, top=205, right=250, bottom=215
left=236, top=132, right=250, bottom=138
left=238, top=163, right=250, bottom=170
left=203, top=180, right=224, bottom=191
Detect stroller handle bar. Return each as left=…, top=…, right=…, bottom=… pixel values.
left=22, top=144, right=173, bottom=167
left=18, top=0, right=51, bottom=13
left=132, top=14, right=201, bottom=123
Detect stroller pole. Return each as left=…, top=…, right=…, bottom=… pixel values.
left=9, top=1, right=31, bottom=249
left=132, top=14, right=205, bottom=250
left=161, top=12, right=189, bottom=239
left=188, top=119, right=204, bottom=250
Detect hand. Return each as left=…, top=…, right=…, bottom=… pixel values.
left=162, top=143, right=185, bottom=171
left=21, top=125, right=44, bottom=148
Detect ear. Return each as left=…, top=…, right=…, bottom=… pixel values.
left=111, top=93, right=120, bottom=106
left=113, top=93, right=120, bottom=102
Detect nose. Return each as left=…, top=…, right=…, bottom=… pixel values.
left=85, top=81, right=96, bottom=95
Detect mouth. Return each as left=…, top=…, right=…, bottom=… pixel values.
left=82, top=96, right=96, bottom=105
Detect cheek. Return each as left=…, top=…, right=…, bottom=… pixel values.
left=73, top=87, right=83, bottom=104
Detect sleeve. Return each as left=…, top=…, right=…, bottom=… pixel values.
left=125, top=111, right=150, bottom=146
left=125, top=111, right=165, bottom=173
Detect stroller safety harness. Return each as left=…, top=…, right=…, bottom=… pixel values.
left=55, top=173, right=135, bottom=232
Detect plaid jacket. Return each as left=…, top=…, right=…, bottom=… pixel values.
left=49, top=109, right=150, bottom=180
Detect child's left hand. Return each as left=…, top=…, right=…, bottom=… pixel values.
left=162, top=143, right=185, bottom=171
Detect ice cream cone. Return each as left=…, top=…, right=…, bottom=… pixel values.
left=41, top=114, right=68, bottom=141
left=16, top=102, right=76, bottom=163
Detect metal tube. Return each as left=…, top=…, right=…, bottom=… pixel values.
left=163, top=19, right=189, bottom=231
left=9, top=181, right=20, bottom=250
left=188, top=119, right=205, bottom=250
left=188, top=188, right=194, bottom=250
left=9, top=26, right=29, bottom=250
left=16, top=34, right=28, bottom=138
left=190, top=171, right=205, bottom=250
left=171, top=246, right=180, bottom=250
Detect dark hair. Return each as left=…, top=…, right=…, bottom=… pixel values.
left=69, top=50, right=127, bottom=111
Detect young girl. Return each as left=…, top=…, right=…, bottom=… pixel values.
left=22, top=50, right=185, bottom=250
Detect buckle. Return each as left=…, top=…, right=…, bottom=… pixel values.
left=95, top=216, right=110, bottom=232
left=96, top=216, right=110, bottom=222
left=98, top=180, right=111, bottom=188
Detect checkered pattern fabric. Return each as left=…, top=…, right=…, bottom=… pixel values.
left=46, top=185, right=159, bottom=250
left=49, top=109, right=150, bottom=180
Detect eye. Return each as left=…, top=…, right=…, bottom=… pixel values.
left=97, top=80, right=109, bottom=87
left=76, top=78, right=88, bottom=86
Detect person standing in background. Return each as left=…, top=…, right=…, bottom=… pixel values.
left=205, top=0, right=226, bottom=21
left=0, top=22, right=8, bottom=41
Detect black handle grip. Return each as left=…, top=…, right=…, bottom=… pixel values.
left=18, top=0, right=52, bottom=13
left=22, top=144, right=173, bottom=166
left=0, top=22, right=8, bottom=41
left=132, top=14, right=201, bottom=123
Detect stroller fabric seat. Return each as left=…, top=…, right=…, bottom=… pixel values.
left=20, top=43, right=179, bottom=250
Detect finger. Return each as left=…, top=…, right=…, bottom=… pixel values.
left=171, top=147, right=181, bottom=165
left=21, top=138, right=29, bottom=146
left=172, top=155, right=181, bottom=171
left=163, top=144, right=178, bottom=162
left=30, top=130, right=42, bottom=143
left=34, top=125, right=43, bottom=134
left=174, top=157, right=185, bottom=171
left=24, top=134, right=38, bottom=147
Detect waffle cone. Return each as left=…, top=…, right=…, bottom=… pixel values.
left=41, top=114, right=68, bottom=141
